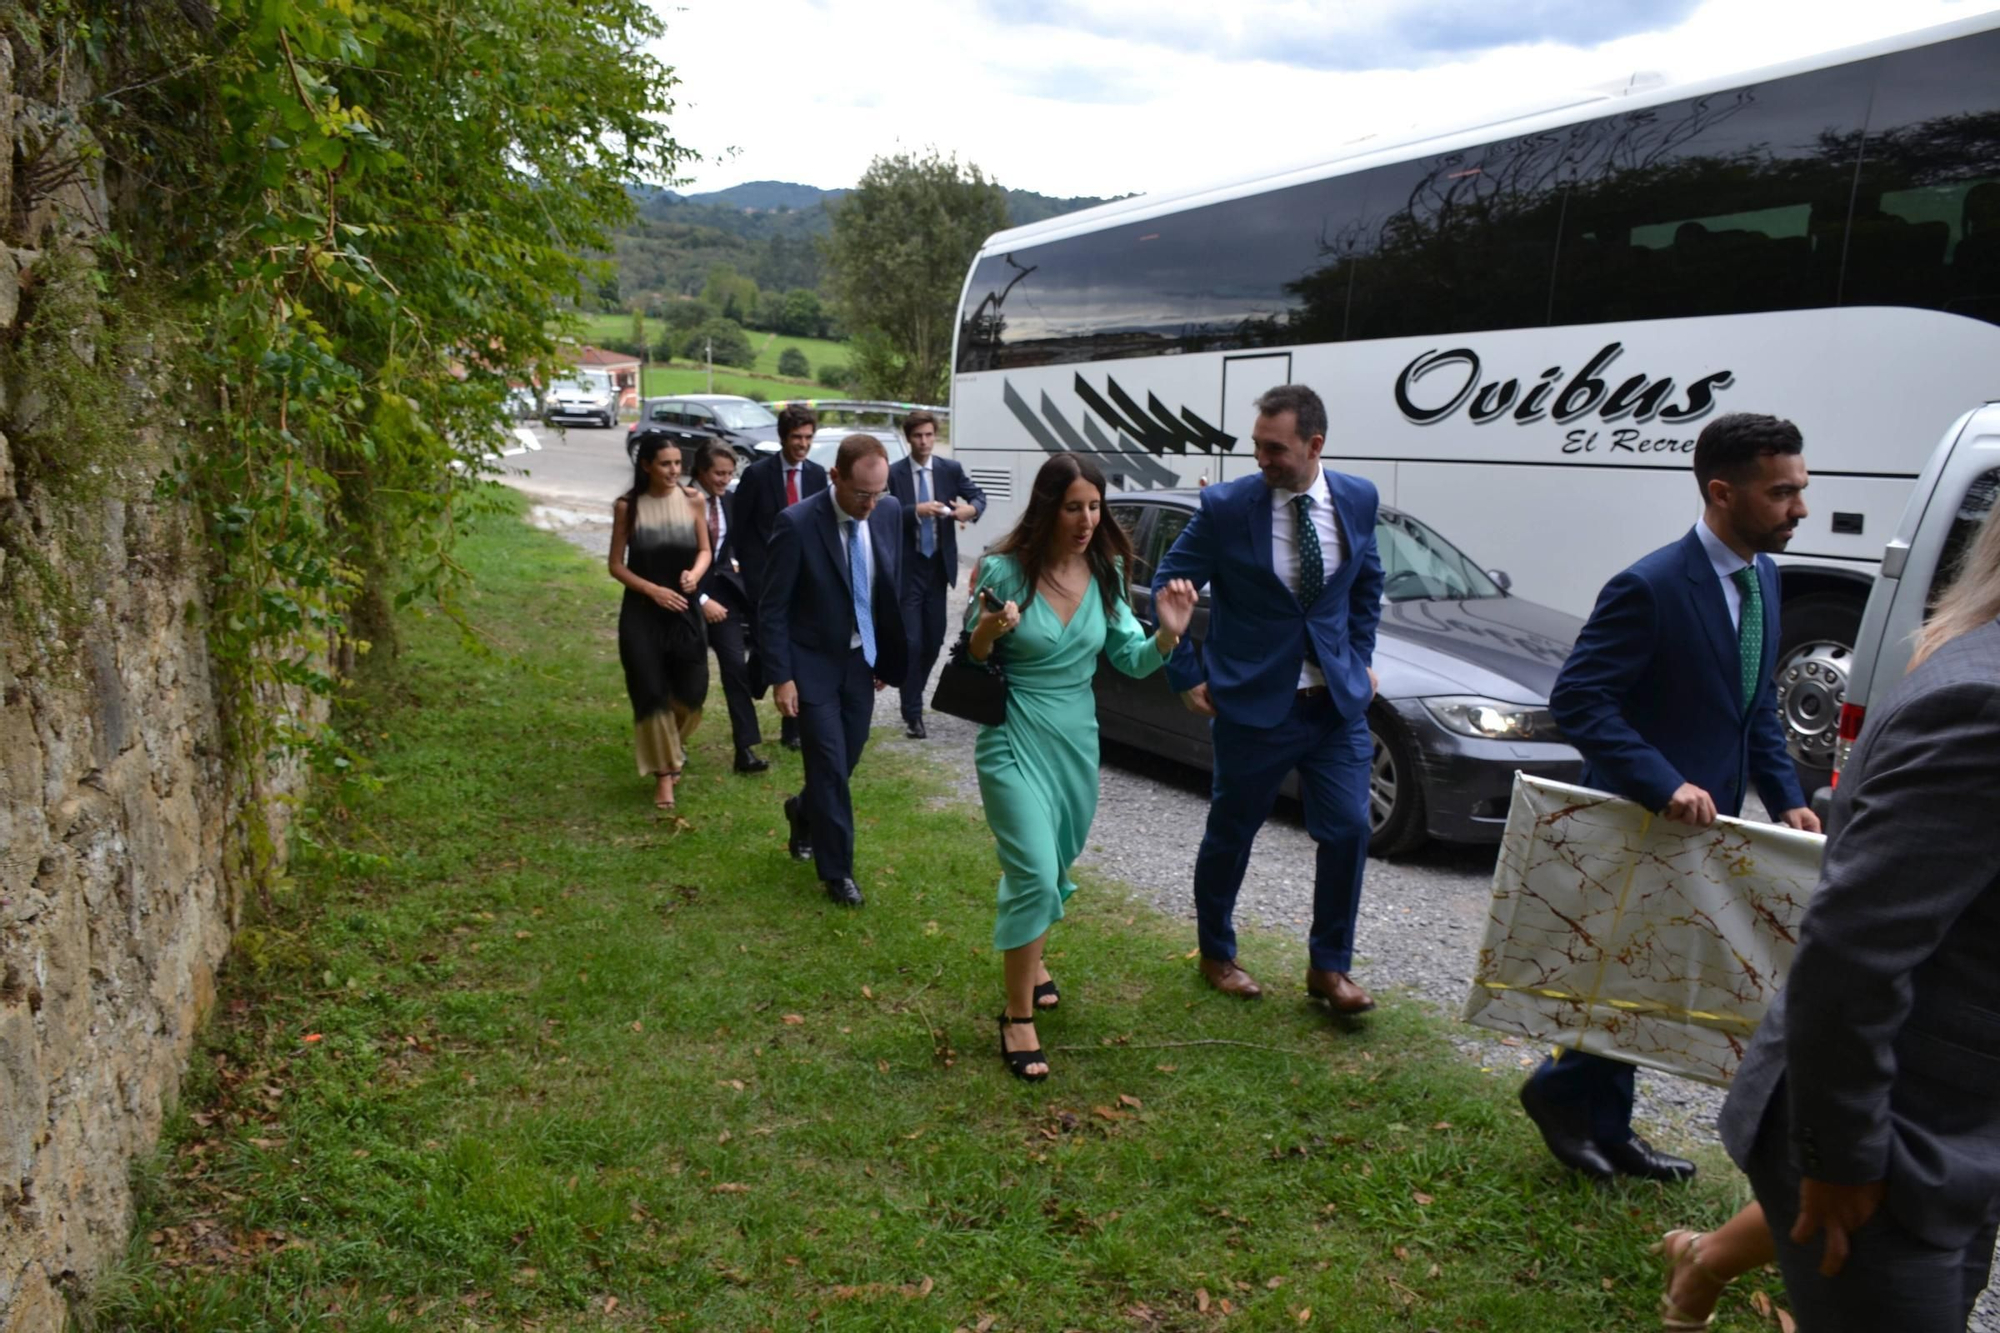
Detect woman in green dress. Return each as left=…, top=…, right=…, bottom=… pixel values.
left=967, top=453, right=1197, bottom=1081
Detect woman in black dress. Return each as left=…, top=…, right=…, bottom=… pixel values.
left=608, top=437, right=712, bottom=809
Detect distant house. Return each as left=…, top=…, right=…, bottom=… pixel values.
left=574, top=345, right=642, bottom=409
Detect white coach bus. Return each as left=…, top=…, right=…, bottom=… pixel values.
left=949, top=12, right=2000, bottom=780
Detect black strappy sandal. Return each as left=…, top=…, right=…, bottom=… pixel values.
left=1033, top=977, right=1060, bottom=1010
left=997, top=1014, right=1049, bottom=1082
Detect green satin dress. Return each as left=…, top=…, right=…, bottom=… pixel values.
left=970, top=554, right=1170, bottom=951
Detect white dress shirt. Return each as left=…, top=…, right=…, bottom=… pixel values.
left=837, top=506, right=873, bottom=650
left=698, top=487, right=733, bottom=606
left=1693, top=519, right=1752, bottom=631
left=1271, top=467, right=1345, bottom=689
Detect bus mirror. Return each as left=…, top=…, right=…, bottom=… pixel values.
left=1488, top=568, right=1513, bottom=592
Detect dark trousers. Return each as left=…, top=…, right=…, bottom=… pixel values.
left=1193, top=692, right=1371, bottom=972
left=1523, top=1050, right=1636, bottom=1146
left=797, top=647, right=875, bottom=882
left=1743, top=1082, right=1996, bottom=1331
left=707, top=606, right=762, bottom=753
left=899, top=551, right=948, bottom=723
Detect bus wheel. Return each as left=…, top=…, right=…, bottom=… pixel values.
left=1774, top=593, right=1862, bottom=792
left=1366, top=707, right=1428, bottom=859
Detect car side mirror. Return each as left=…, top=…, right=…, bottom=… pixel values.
left=1487, top=569, right=1512, bottom=592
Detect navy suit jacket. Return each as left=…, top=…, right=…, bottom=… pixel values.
left=695, top=489, right=750, bottom=614
left=733, top=452, right=828, bottom=600
left=758, top=489, right=908, bottom=697
left=888, top=455, right=987, bottom=573
left=1549, top=527, right=1805, bottom=818
left=1153, top=470, right=1385, bottom=729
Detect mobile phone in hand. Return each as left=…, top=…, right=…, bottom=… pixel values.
left=979, top=588, right=1005, bottom=614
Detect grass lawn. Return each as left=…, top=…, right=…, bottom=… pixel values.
left=746, top=332, right=848, bottom=379
left=94, top=491, right=1787, bottom=1331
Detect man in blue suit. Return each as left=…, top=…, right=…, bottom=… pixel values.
left=1154, top=385, right=1385, bottom=1014
left=888, top=409, right=986, bottom=738
left=759, top=433, right=908, bottom=906
left=735, top=404, right=829, bottom=751
left=1519, top=411, right=1822, bottom=1183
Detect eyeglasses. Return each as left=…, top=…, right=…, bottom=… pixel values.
left=847, top=487, right=888, bottom=501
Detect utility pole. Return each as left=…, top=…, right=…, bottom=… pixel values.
left=706, top=336, right=713, bottom=394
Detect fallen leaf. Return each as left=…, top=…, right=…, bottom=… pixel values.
left=1266, top=1275, right=1284, bottom=1289
left=1426, top=1262, right=1441, bottom=1279
left=1296, top=1310, right=1311, bottom=1324
left=603, top=1296, right=619, bottom=1313
left=877, top=1058, right=891, bottom=1073
left=1600, top=1277, right=1615, bottom=1291
left=1412, top=1191, right=1434, bottom=1206
left=1195, top=1288, right=1210, bottom=1313
left=630, top=1020, right=644, bottom=1033
left=975, top=1315, right=996, bottom=1333
left=718, top=1079, right=745, bottom=1091
left=1118, top=1094, right=1142, bottom=1109
left=515, top=931, right=532, bottom=940
left=1431, top=1121, right=1452, bottom=1130
left=302, top=1033, right=323, bottom=1044
left=711, top=1183, right=750, bottom=1194
left=717, top=1130, right=732, bottom=1144
left=1394, top=1246, right=1410, bottom=1262
left=862, top=986, right=874, bottom=1000
left=1219, top=1298, right=1234, bottom=1314
left=923, top=921, right=941, bottom=936
left=1092, top=1106, right=1130, bottom=1122
left=782, top=1014, right=804, bottom=1025
left=1155, top=1064, right=1177, bottom=1072
left=1183, top=948, right=1200, bottom=959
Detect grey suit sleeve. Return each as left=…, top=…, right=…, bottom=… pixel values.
left=1782, top=682, right=2000, bottom=1183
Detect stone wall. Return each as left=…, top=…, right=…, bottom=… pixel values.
left=0, top=35, right=306, bottom=1333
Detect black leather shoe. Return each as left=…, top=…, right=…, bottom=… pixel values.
left=783, top=796, right=812, bottom=862
left=904, top=717, right=927, bottom=740
left=781, top=735, right=803, bottom=752
left=1603, top=1135, right=1696, bottom=1183
left=1517, top=1080, right=1616, bottom=1181
left=734, top=748, right=769, bottom=774
left=823, top=877, right=863, bottom=906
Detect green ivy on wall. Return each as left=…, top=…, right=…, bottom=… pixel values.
left=12, top=0, right=686, bottom=894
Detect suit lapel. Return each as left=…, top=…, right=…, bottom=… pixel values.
left=1682, top=531, right=1743, bottom=715
left=1248, top=486, right=1300, bottom=610
left=816, top=494, right=852, bottom=595
left=1758, top=557, right=1781, bottom=683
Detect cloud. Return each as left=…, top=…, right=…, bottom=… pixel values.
left=980, top=0, right=1704, bottom=70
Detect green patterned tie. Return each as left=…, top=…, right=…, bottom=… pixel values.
left=1731, top=566, right=1763, bottom=709
left=1294, top=493, right=1324, bottom=606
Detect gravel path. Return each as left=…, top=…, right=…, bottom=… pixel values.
left=543, top=508, right=1997, bottom=1326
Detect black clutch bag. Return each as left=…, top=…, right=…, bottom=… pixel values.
left=931, top=632, right=1008, bottom=727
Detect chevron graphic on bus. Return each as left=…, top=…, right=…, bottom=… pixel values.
left=1001, top=379, right=1184, bottom=490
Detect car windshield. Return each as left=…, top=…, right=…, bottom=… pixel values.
left=808, top=431, right=909, bottom=470
left=557, top=372, right=611, bottom=394
left=713, top=401, right=778, bottom=429
left=1375, top=510, right=1504, bottom=602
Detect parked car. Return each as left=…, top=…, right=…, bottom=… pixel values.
left=627, top=394, right=782, bottom=465
left=1814, top=402, right=2000, bottom=820
left=543, top=369, right=620, bottom=429
left=1092, top=490, right=1586, bottom=856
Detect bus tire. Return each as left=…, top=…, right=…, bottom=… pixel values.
left=1366, top=707, right=1428, bottom=859
left=1774, top=591, right=1863, bottom=794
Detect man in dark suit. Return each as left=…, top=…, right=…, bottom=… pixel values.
left=733, top=404, right=828, bottom=751
left=887, top=409, right=986, bottom=738
left=758, top=433, right=907, bottom=906
left=1153, top=384, right=1385, bottom=1015
left=1520, top=412, right=1822, bottom=1184
left=691, top=443, right=766, bottom=774
left=1716, top=597, right=2000, bottom=1328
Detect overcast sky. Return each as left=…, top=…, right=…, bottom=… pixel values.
left=653, top=0, right=1998, bottom=200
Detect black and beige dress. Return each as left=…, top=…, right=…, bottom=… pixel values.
left=617, top=487, right=710, bottom=775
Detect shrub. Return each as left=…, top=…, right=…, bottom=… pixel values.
left=777, top=347, right=810, bottom=378
left=816, top=362, right=852, bottom=391
left=679, top=318, right=753, bottom=368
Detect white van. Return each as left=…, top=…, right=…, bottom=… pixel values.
left=1818, top=402, right=2000, bottom=812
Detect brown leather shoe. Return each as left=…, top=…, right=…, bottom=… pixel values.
left=1306, top=968, right=1376, bottom=1014
left=1199, top=956, right=1263, bottom=999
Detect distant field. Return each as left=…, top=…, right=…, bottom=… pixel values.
left=566, top=313, right=850, bottom=378
left=640, top=365, right=822, bottom=401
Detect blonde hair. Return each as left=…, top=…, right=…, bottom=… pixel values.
left=1910, top=503, right=2000, bottom=670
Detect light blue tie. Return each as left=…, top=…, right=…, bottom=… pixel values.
left=918, top=467, right=936, bottom=558
left=848, top=516, right=876, bottom=667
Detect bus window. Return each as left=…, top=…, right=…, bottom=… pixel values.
left=1849, top=27, right=2000, bottom=320
left=1552, top=61, right=1874, bottom=325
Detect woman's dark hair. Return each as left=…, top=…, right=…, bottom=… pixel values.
left=990, top=452, right=1134, bottom=615
left=623, top=436, right=677, bottom=507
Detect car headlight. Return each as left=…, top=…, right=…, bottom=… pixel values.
left=1421, top=696, right=1558, bottom=740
